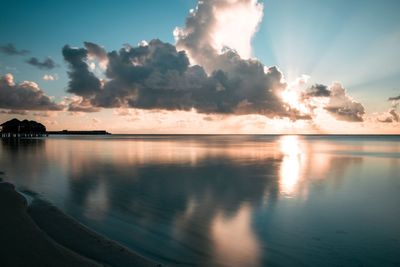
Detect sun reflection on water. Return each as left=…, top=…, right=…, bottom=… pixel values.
left=279, top=135, right=304, bottom=197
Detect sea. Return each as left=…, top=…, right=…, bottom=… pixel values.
left=1, top=135, right=399, bottom=267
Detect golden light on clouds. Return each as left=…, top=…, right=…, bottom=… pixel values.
left=281, top=88, right=302, bottom=111
left=212, top=0, right=263, bottom=59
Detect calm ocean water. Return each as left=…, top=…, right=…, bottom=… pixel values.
left=1, top=135, right=400, bottom=267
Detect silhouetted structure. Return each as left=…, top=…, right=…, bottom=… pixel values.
left=47, top=130, right=111, bottom=135
left=0, top=118, right=47, bottom=138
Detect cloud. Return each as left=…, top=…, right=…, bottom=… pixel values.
left=174, top=0, right=263, bottom=71
left=0, top=109, right=28, bottom=115
left=44, top=119, right=58, bottom=126
left=42, top=74, right=58, bottom=81
left=388, top=109, right=399, bottom=122
left=84, top=42, right=108, bottom=68
left=0, top=43, right=29, bottom=55
left=375, top=95, right=400, bottom=123
left=63, top=39, right=304, bottom=119
left=0, top=73, right=64, bottom=111
left=378, top=109, right=399, bottom=123
left=62, top=45, right=102, bottom=97
left=65, top=96, right=101, bottom=113
left=305, top=84, right=331, bottom=97
left=388, top=95, right=400, bottom=101
left=113, top=108, right=137, bottom=117
left=32, top=111, right=58, bottom=117
left=324, top=83, right=365, bottom=122
left=26, top=57, right=57, bottom=70
left=389, top=109, right=400, bottom=122
left=301, top=82, right=365, bottom=122
left=60, top=0, right=367, bottom=124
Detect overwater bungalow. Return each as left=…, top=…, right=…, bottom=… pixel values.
left=0, top=118, right=47, bottom=138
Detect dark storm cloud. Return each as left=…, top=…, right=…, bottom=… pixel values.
left=63, top=40, right=308, bottom=119
left=0, top=73, right=63, bottom=111
left=62, top=45, right=102, bottom=97
left=0, top=43, right=29, bottom=55
left=26, top=57, right=57, bottom=70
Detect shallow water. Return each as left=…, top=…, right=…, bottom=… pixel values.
left=1, top=135, right=400, bottom=267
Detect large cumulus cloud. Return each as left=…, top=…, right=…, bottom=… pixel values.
left=60, top=0, right=302, bottom=118
left=60, top=0, right=365, bottom=123
left=63, top=39, right=305, bottom=118
left=174, top=0, right=263, bottom=72
left=0, top=73, right=63, bottom=111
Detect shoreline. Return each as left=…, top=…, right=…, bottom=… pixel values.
left=0, top=182, right=160, bottom=267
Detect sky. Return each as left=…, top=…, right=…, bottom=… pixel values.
left=0, top=0, right=400, bottom=134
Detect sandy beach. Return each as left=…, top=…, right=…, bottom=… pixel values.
left=0, top=182, right=160, bottom=267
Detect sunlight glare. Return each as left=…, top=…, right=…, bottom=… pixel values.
left=281, top=89, right=301, bottom=110
left=279, top=136, right=303, bottom=196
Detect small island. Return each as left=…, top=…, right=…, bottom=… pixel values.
left=0, top=118, right=111, bottom=138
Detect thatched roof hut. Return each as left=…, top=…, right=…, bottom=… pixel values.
left=1, top=119, right=46, bottom=137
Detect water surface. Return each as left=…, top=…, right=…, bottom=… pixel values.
left=1, top=135, right=399, bottom=266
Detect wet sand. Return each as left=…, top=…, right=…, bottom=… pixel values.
left=0, top=182, right=160, bottom=267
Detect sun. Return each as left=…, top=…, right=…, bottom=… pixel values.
left=281, top=88, right=310, bottom=115
left=281, top=89, right=301, bottom=110
left=280, top=75, right=312, bottom=115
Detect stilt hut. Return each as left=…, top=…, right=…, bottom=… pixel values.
left=0, top=119, right=47, bottom=138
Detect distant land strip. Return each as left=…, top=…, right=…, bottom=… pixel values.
left=47, top=130, right=111, bottom=135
